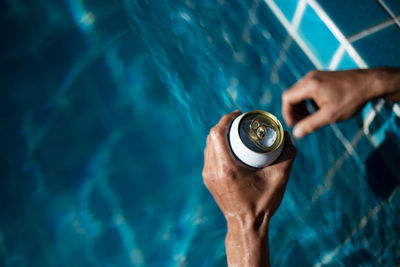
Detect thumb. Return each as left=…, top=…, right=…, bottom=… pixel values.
left=292, top=110, right=332, bottom=138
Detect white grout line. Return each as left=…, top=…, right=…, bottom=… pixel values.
left=312, top=129, right=364, bottom=202
left=313, top=202, right=383, bottom=267
left=348, top=18, right=398, bottom=43
left=377, top=0, right=400, bottom=29
left=328, top=44, right=345, bottom=70
left=362, top=100, right=385, bottom=149
left=291, top=0, right=307, bottom=29
left=330, top=123, right=363, bottom=166
left=265, top=0, right=391, bottom=174
left=270, top=36, right=293, bottom=84
left=312, top=150, right=349, bottom=202
left=306, top=0, right=399, bottom=152
left=263, top=3, right=398, bottom=265
left=262, top=0, right=323, bottom=69
left=265, top=0, right=383, bottom=171
left=305, top=0, right=368, bottom=68
left=394, top=103, right=400, bottom=117
left=312, top=98, right=385, bottom=202
left=363, top=99, right=386, bottom=136
left=269, top=0, right=305, bottom=84
left=242, top=0, right=260, bottom=44
left=313, top=186, right=400, bottom=267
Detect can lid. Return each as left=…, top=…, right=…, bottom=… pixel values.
left=238, top=110, right=283, bottom=153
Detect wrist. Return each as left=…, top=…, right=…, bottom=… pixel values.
left=366, top=68, right=400, bottom=101
left=226, top=211, right=269, bottom=237
left=225, top=219, right=270, bottom=267
left=226, top=222, right=269, bottom=245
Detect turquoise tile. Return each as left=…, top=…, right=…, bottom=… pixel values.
left=257, top=0, right=291, bottom=42
left=335, top=116, right=363, bottom=143
left=354, top=133, right=376, bottom=162
left=297, top=5, right=340, bottom=68
left=364, top=126, right=400, bottom=199
left=382, top=0, right=400, bottom=16
left=274, top=0, right=301, bottom=22
left=336, top=50, right=359, bottom=70
left=361, top=102, right=375, bottom=123
left=353, top=24, right=400, bottom=67
left=317, top=0, right=391, bottom=37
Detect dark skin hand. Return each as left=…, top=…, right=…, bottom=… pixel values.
left=282, top=68, right=400, bottom=138
left=202, top=68, right=400, bottom=266
left=202, top=110, right=297, bottom=267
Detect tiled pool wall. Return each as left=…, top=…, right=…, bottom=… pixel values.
left=268, top=0, right=400, bottom=195
left=267, top=1, right=400, bottom=265
left=268, top=0, right=400, bottom=130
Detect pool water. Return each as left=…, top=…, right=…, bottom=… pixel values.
left=1, top=0, right=399, bottom=266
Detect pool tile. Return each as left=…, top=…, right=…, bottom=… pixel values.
left=317, top=0, right=391, bottom=37
left=335, top=116, right=362, bottom=143
left=274, top=0, right=301, bottom=22
left=352, top=24, right=400, bottom=67
left=365, top=136, right=400, bottom=199
left=381, top=0, right=400, bottom=16
left=354, top=134, right=376, bottom=162
left=296, top=5, right=340, bottom=68
left=336, top=50, right=359, bottom=70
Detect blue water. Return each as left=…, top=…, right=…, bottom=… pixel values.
left=1, top=0, right=399, bottom=266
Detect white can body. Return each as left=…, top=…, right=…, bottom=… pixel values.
left=229, top=112, right=284, bottom=168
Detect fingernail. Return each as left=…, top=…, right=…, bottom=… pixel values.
left=293, top=127, right=304, bottom=139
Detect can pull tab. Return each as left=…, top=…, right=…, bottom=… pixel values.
left=251, top=120, right=266, bottom=139
left=250, top=119, right=277, bottom=148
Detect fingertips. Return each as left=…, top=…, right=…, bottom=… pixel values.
left=217, top=110, right=242, bottom=129
left=212, top=110, right=242, bottom=141
left=209, top=110, right=242, bottom=144
left=206, top=110, right=243, bottom=165
left=293, top=126, right=305, bottom=139
left=292, top=110, right=330, bottom=139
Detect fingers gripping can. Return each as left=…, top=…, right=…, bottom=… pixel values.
left=229, top=110, right=284, bottom=168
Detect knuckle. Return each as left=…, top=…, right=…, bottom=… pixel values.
left=206, top=134, right=211, bottom=145
left=326, top=109, right=338, bottom=122
left=305, top=71, right=322, bottom=87
left=202, top=167, right=207, bottom=178
left=281, top=91, right=289, bottom=102
left=306, top=70, right=319, bottom=78
left=221, top=113, right=231, bottom=121
left=210, top=126, right=223, bottom=140
left=308, top=77, right=321, bottom=88
left=202, top=170, right=212, bottom=186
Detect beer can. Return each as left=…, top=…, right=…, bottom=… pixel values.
left=229, top=110, right=284, bottom=168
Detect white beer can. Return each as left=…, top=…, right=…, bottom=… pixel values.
left=229, top=110, right=284, bottom=168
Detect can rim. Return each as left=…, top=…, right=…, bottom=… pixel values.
left=238, top=110, right=284, bottom=153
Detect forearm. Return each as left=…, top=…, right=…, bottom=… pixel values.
left=225, top=217, right=270, bottom=267
left=366, top=68, right=400, bottom=102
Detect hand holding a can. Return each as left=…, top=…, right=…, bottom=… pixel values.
left=202, top=110, right=297, bottom=267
